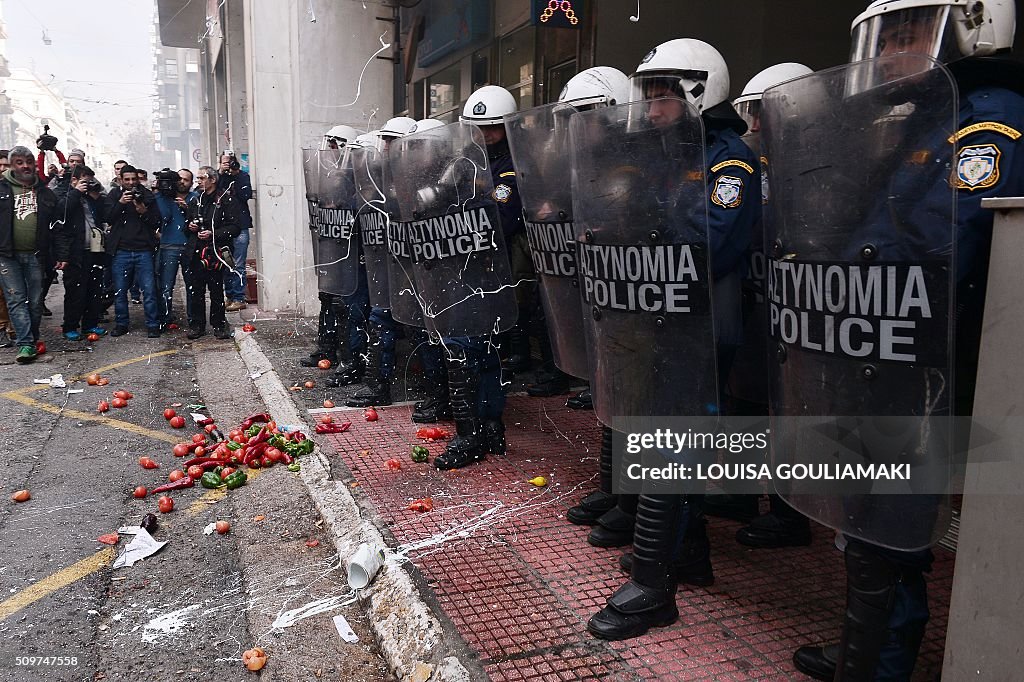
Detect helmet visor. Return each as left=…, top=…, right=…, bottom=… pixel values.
left=734, top=100, right=761, bottom=133
left=850, top=6, right=958, bottom=63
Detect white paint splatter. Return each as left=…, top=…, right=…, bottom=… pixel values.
left=141, top=604, right=200, bottom=643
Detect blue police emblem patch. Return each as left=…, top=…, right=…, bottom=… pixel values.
left=711, top=175, right=743, bottom=208
left=953, top=143, right=1001, bottom=191
left=473, top=101, right=487, bottom=116
left=493, top=184, right=512, bottom=203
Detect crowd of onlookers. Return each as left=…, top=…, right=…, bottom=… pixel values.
left=0, top=146, right=253, bottom=364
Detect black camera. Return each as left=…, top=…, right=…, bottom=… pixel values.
left=155, top=168, right=179, bottom=198
left=36, top=124, right=58, bottom=152
left=123, top=187, right=142, bottom=202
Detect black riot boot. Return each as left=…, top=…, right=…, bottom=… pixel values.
left=618, top=513, right=714, bottom=587
left=325, top=304, right=365, bottom=386
left=502, top=326, right=532, bottom=374
left=481, top=420, right=506, bottom=456
left=566, top=388, right=593, bottom=410
left=826, top=540, right=926, bottom=681
left=302, top=294, right=340, bottom=367
left=587, top=494, right=681, bottom=640
left=735, top=494, right=812, bottom=548
left=792, top=643, right=839, bottom=681
left=412, top=372, right=451, bottom=423
left=435, top=355, right=485, bottom=470
left=587, top=493, right=638, bottom=548
left=345, top=324, right=392, bottom=407
left=567, top=425, right=618, bottom=525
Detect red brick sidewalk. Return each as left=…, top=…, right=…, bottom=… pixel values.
left=324, top=396, right=952, bottom=681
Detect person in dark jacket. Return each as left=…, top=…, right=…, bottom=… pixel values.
left=185, top=166, right=240, bottom=340
left=217, top=151, right=253, bottom=311
left=53, top=164, right=108, bottom=339
left=104, top=164, right=162, bottom=337
left=0, top=145, right=70, bottom=363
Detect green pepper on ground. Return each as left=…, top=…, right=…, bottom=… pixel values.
left=411, top=445, right=429, bottom=463
left=200, top=472, right=225, bottom=489
left=225, top=470, right=248, bottom=490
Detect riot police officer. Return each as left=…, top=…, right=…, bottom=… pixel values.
left=704, top=63, right=816, bottom=549
left=579, top=39, right=759, bottom=640
left=301, top=124, right=368, bottom=377
left=430, top=86, right=522, bottom=469
left=506, top=67, right=633, bottom=529
left=346, top=117, right=417, bottom=407
left=781, top=2, right=1023, bottom=679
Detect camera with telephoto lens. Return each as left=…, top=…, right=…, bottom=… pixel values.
left=155, top=168, right=179, bottom=197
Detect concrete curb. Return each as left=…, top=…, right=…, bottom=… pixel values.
left=235, top=331, right=475, bottom=682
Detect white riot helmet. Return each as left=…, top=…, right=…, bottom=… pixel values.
left=733, top=63, right=813, bottom=130
left=558, top=67, right=630, bottom=108
left=461, top=85, right=517, bottom=125
left=850, top=0, right=1016, bottom=64
left=379, top=117, right=417, bottom=139
left=630, top=39, right=731, bottom=113
left=408, top=119, right=446, bottom=135
left=322, top=124, right=359, bottom=150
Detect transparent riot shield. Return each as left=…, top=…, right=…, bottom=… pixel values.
left=305, top=148, right=360, bottom=297
left=302, top=148, right=322, bottom=288
left=390, top=121, right=518, bottom=337
left=761, top=55, right=957, bottom=550
left=724, top=134, right=770, bottom=407
left=351, top=145, right=391, bottom=309
left=382, top=156, right=425, bottom=328
left=569, top=99, right=716, bottom=426
left=506, top=103, right=589, bottom=380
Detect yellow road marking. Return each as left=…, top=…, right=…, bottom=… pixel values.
left=0, top=349, right=182, bottom=444
left=0, top=548, right=116, bottom=622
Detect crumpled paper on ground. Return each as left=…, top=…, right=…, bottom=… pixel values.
left=113, top=526, right=167, bottom=568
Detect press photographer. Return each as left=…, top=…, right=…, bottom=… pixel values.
left=185, top=166, right=240, bottom=340
left=103, top=164, right=162, bottom=337
left=217, top=150, right=252, bottom=312
left=54, top=164, right=108, bottom=340
left=154, top=167, right=198, bottom=330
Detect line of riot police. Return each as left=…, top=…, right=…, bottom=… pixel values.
left=299, top=1, right=1024, bottom=677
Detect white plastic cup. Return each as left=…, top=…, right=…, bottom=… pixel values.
left=347, top=542, right=385, bottom=589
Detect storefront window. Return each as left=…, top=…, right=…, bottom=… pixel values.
left=546, top=59, right=576, bottom=102
left=428, top=64, right=462, bottom=120
left=499, top=26, right=535, bottom=109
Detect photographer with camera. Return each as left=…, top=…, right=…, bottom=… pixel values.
left=54, top=164, right=108, bottom=340
left=184, top=166, right=239, bottom=340
left=216, top=151, right=252, bottom=312
left=104, top=164, right=161, bottom=337
left=154, top=168, right=198, bottom=330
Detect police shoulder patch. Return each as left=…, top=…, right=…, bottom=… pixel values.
left=710, top=159, right=755, bottom=175
left=711, top=175, right=744, bottom=209
left=947, top=121, right=1022, bottom=144
left=493, top=184, right=513, bottom=203
left=952, top=143, right=1001, bottom=191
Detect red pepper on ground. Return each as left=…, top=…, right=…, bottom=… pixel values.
left=239, top=412, right=272, bottom=431
left=150, top=476, right=195, bottom=494
left=315, top=421, right=352, bottom=434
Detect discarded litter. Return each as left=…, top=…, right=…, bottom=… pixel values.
left=67, top=389, right=84, bottom=395
left=113, top=527, right=167, bottom=568
left=347, top=542, right=385, bottom=589
left=332, top=614, right=359, bottom=643
left=203, top=523, right=217, bottom=536
left=528, top=476, right=549, bottom=487
left=33, top=374, right=66, bottom=388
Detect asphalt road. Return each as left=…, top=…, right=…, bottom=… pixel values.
left=0, top=297, right=392, bottom=682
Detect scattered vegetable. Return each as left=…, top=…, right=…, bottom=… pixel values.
left=111, top=397, right=127, bottom=409
left=168, top=470, right=186, bottom=482
left=408, top=497, right=434, bottom=512
left=133, top=486, right=148, bottom=498
left=97, top=401, right=110, bottom=413
left=163, top=408, right=177, bottom=420
left=416, top=427, right=450, bottom=440
left=528, top=476, right=549, bottom=487
left=139, top=457, right=159, bottom=469
left=215, top=520, right=231, bottom=534
left=304, top=381, right=315, bottom=389
left=11, top=490, right=31, bottom=503
left=169, top=415, right=186, bottom=428
left=242, top=648, right=267, bottom=671
left=97, top=533, right=119, bottom=545
left=411, top=445, right=429, bottom=463
left=365, top=408, right=379, bottom=421
left=385, top=458, right=402, bottom=471
left=157, top=496, right=174, bottom=513
left=86, top=374, right=101, bottom=386
left=317, top=359, right=332, bottom=370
